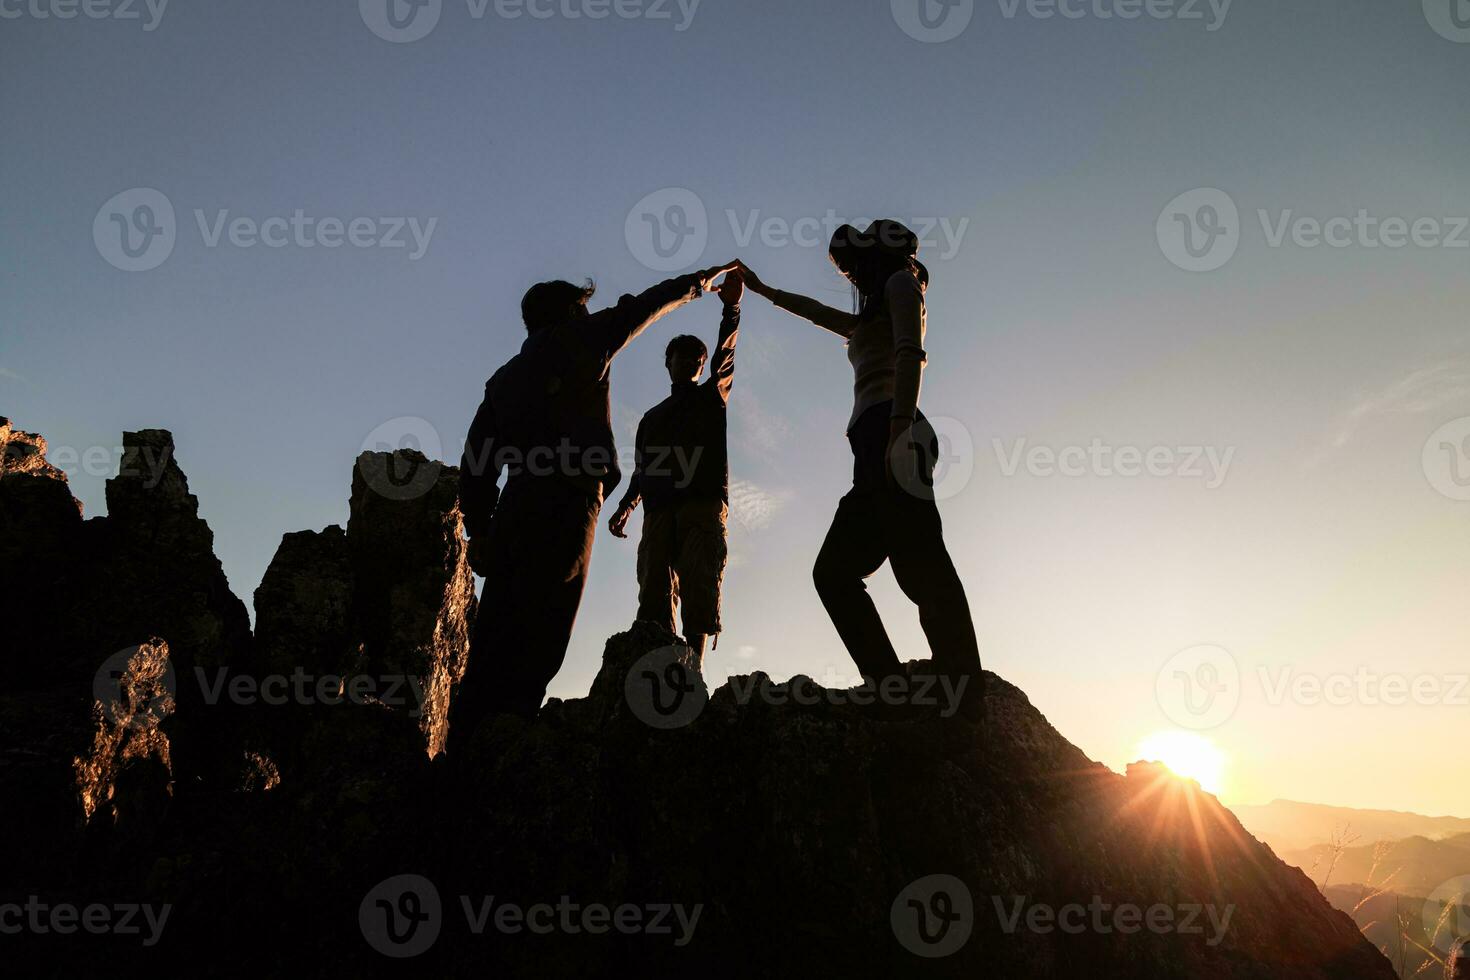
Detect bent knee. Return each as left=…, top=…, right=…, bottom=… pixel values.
left=812, top=554, right=854, bottom=598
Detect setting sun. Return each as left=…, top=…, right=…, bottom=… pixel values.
left=1135, top=731, right=1227, bottom=796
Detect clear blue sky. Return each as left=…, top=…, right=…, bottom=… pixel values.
left=4, top=0, right=1468, bottom=814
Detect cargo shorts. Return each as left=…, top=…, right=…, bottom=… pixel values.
left=635, top=497, right=729, bottom=639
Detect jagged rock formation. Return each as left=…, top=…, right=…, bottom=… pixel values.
left=344, top=449, right=475, bottom=758
left=1, top=426, right=254, bottom=900
left=1, top=419, right=85, bottom=679
left=249, top=449, right=475, bottom=766
left=10, top=620, right=1401, bottom=977
left=1, top=418, right=1404, bottom=978
left=79, top=430, right=254, bottom=789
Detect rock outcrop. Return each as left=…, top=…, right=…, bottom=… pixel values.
left=0, top=418, right=1409, bottom=978
left=248, top=449, right=476, bottom=768
left=1, top=419, right=85, bottom=684
left=344, top=449, right=475, bottom=758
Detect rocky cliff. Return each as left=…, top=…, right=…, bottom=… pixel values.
left=0, top=418, right=1405, bottom=978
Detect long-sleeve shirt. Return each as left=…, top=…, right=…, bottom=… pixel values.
left=459, top=272, right=705, bottom=540
left=617, top=302, right=740, bottom=514
left=764, top=270, right=927, bottom=431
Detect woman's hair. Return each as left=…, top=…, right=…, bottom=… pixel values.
left=838, top=248, right=926, bottom=318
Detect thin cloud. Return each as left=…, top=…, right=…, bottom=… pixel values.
left=733, top=388, right=793, bottom=457
left=1311, top=355, right=1470, bottom=465
left=0, top=366, right=30, bottom=384
left=729, top=478, right=788, bottom=532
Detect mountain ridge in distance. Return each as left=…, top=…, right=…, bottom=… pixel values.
left=1232, top=799, right=1470, bottom=857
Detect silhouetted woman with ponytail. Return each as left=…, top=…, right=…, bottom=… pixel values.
left=738, top=222, right=982, bottom=721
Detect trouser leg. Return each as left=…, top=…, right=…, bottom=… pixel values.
left=812, top=490, right=903, bottom=683
left=886, top=493, right=983, bottom=716
left=450, top=484, right=600, bottom=752
left=673, top=499, right=728, bottom=662
left=635, top=507, right=678, bottom=634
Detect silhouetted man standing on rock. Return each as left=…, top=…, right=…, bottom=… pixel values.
left=450, top=261, right=737, bottom=751
left=608, top=271, right=742, bottom=666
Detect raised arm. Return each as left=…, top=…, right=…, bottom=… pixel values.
left=583, top=261, right=741, bottom=363
left=887, top=270, right=928, bottom=423
left=705, top=272, right=742, bottom=403
left=738, top=261, right=858, bottom=339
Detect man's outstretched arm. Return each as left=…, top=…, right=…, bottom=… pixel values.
left=584, top=261, right=740, bottom=362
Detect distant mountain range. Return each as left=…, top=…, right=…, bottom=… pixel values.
left=1285, top=833, right=1470, bottom=897
left=1232, top=801, right=1470, bottom=979
left=1231, top=799, right=1470, bottom=857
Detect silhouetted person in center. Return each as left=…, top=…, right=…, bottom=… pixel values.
left=739, top=222, right=983, bottom=721
left=451, top=261, right=737, bottom=752
left=608, top=270, right=743, bottom=666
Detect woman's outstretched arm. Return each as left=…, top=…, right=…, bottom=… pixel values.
left=737, top=261, right=858, bottom=339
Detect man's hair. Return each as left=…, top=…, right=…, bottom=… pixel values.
left=521, top=279, right=596, bottom=332
left=664, top=334, right=708, bottom=366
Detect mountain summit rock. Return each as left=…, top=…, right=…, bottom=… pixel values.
left=0, top=419, right=1400, bottom=978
